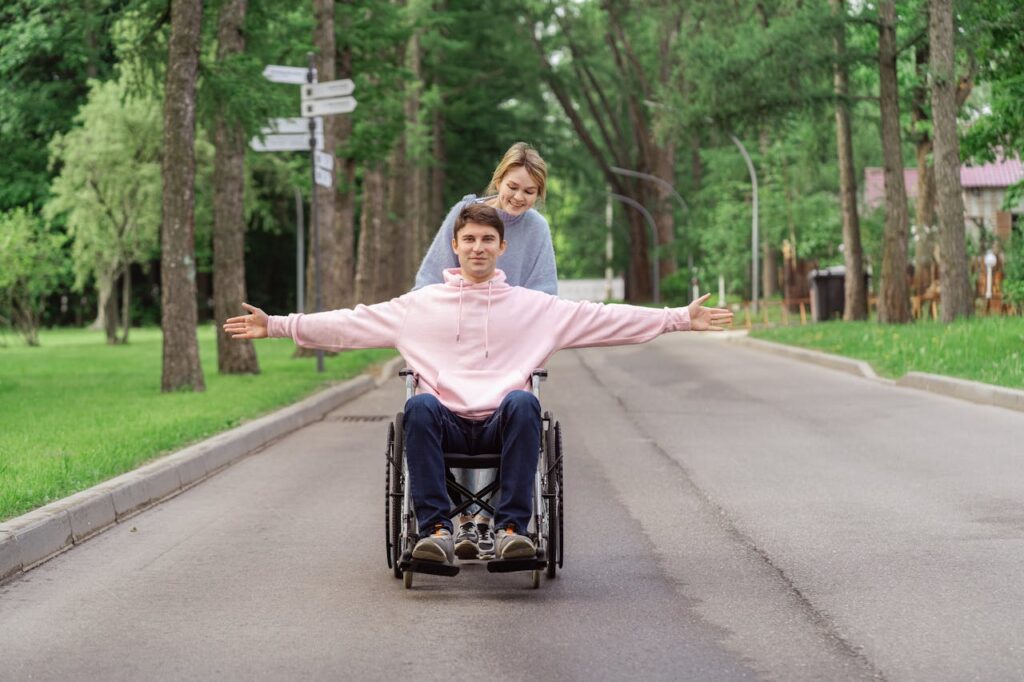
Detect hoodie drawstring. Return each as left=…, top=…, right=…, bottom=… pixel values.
left=485, top=280, right=492, bottom=358
left=456, top=280, right=464, bottom=343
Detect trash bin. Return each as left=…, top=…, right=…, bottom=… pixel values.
left=808, top=266, right=864, bottom=321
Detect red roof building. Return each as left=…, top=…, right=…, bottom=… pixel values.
left=863, top=157, right=1022, bottom=243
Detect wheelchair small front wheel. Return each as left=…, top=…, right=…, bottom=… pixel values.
left=403, top=570, right=414, bottom=589
left=531, top=569, right=540, bottom=589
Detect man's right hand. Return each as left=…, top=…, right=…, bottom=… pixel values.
left=223, top=303, right=269, bottom=339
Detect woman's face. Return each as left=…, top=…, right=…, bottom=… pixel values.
left=496, top=166, right=540, bottom=216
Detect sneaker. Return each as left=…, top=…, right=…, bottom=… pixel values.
left=476, top=523, right=495, bottom=559
left=454, top=521, right=480, bottom=559
left=495, top=524, right=535, bottom=559
left=412, top=524, right=455, bottom=564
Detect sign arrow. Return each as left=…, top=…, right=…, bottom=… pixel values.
left=315, top=151, right=334, bottom=171
left=262, top=65, right=310, bottom=85
left=262, top=117, right=322, bottom=135
left=301, top=96, right=357, bottom=118
left=301, top=79, right=355, bottom=100
left=250, top=133, right=323, bottom=152
left=314, top=167, right=333, bottom=188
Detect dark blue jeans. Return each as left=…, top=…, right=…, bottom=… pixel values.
left=403, top=391, right=541, bottom=537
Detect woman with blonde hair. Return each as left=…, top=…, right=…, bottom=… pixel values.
left=414, top=141, right=557, bottom=294
left=412, top=141, right=558, bottom=560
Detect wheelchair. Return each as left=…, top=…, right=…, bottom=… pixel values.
left=384, top=368, right=564, bottom=589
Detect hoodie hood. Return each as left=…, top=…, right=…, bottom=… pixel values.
left=442, top=268, right=508, bottom=288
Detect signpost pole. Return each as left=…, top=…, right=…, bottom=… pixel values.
left=258, top=62, right=357, bottom=374
left=295, top=187, right=304, bottom=313
left=307, top=52, right=323, bottom=373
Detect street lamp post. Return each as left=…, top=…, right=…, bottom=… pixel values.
left=609, top=166, right=693, bottom=280
left=609, top=193, right=659, bottom=304
left=726, top=133, right=759, bottom=315
left=642, top=100, right=760, bottom=313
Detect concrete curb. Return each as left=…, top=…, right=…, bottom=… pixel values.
left=731, top=335, right=880, bottom=380
left=897, top=372, right=1024, bottom=412
left=730, top=334, right=1024, bottom=413
left=0, top=355, right=404, bottom=584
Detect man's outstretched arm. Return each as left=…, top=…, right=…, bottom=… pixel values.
left=223, top=303, right=269, bottom=339
left=223, top=297, right=409, bottom=351
left=543, top=292, right=734, bottom=352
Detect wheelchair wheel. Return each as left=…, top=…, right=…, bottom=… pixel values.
left=387, top=412, right=405, bottom=579
left=544, top=417, right=564, bottom=579
left=385, top=421, right=395, bottom=570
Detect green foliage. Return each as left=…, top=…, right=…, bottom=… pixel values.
left=1001, top=236, right=1024, bottom=306
left=44, top=76, right=162, bottom=293
left=665, top=1, right=836, bottom=134
left=960, top=1, right=1024, bottom=202
left=0, top=207, right=67, bottom=345
left=0, top=0, right=128, bottom=210
left=0, top=325, right=395, bottom=520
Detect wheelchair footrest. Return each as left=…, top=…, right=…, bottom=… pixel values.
left=400, top=559, right=460, bottom=577
left=485, top=557, right=547, bottom=573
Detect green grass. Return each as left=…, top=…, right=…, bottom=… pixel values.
left=0, top=326, right=395, bottom=521
left=751, top=316, right=1024, bottom=388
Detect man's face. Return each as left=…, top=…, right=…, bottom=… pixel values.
left=452, top=222, right=507, bottom=283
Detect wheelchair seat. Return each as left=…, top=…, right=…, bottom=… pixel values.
left=442, top=453, right=501, bottom=468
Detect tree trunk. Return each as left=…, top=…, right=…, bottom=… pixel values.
left=93, top=267, right=121, bottom=344
left=354, top=164, right=385, bottom=303
left=308, top=0, right=343, bottom=313
left=405, top=29, right=428, bottom=287
left=832, top=0, right=867, bottom=320
left=929, top=0, right=972, bottom=320
left=333, top=37, right=356, bottom=310
left=651, top=145, right=677, bottom=280
left=875, top=0, right=911, bottom=324
left=625, top=207, right=652, bottom=301
left=428, top=105, right=445, bottom=232
left=911, top=43, right=938, bottom=298
left=212, top=0, right=259, bottom=374
left=160, top=0, right=205, bottom=392
left=914, top=140, right=938, bottom=297
left=383, top=147, right=408, bottom=298
left=120, top=264, right=131, bottom=344
left=382, top=145, right=406, bottom=299
left=763, top=242, right=778, bottom=298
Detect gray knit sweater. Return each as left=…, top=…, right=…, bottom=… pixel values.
left=413, top=194, right=558, bottom=295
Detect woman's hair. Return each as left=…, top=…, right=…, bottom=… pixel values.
left=485, top=142, right=548, bottom=200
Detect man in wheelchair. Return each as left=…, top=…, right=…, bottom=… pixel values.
left=224, top=203, right=732, bottom=566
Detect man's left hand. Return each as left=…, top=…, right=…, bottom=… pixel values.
left=687, top=293, right=733, bottom=331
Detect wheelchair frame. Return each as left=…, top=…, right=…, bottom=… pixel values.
left=384, top=368, right=564, bottom=589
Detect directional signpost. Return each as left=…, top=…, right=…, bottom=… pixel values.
left=252, top=58, right=358, bottom=372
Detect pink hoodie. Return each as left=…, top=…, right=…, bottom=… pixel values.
left=268, top=268, right=691, bottom=419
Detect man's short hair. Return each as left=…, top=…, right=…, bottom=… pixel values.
left=454, top=203, right=505, bottom=241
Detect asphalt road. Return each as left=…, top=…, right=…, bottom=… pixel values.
left=1, top=335, right=1022, bottom=681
